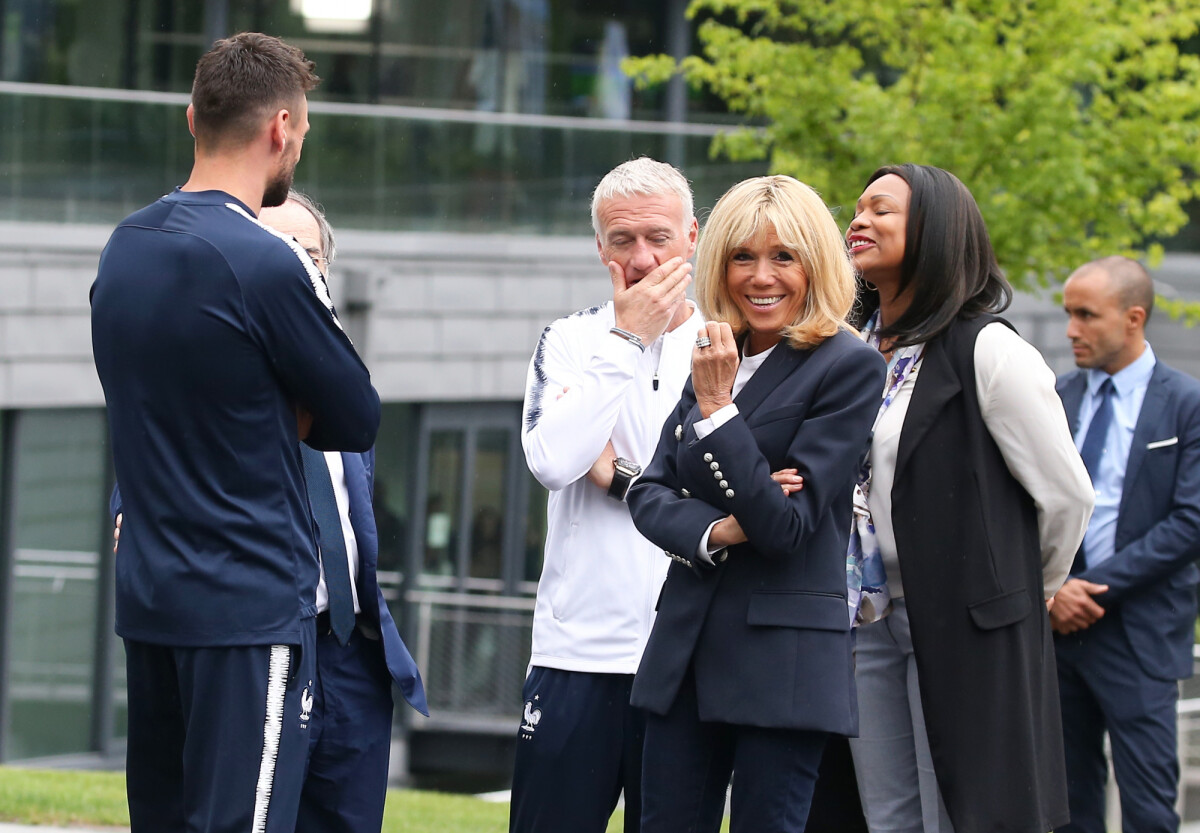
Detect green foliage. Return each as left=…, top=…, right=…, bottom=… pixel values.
left=627, top=0, right=1200, bottom=315
left=0, top=767, right=659, bottom=833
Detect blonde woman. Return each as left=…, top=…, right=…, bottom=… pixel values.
left=627, top=176, right=886, bottom=833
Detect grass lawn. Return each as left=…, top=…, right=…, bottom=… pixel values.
left=0, top=767, right=641, bottom=832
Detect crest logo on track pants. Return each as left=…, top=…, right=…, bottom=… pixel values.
left=520, top=695, right=542, bottom=736
left=299, top=681, right=314, bottom=725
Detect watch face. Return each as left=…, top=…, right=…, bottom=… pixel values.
left=614, top=458, right=641, bottom=476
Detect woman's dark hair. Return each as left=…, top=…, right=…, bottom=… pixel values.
left=850, top=164, right=1012, bottom=347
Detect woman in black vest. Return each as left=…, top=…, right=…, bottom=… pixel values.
left=843, top=164, right=1093, bottom=833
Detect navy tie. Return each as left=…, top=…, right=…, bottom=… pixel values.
left=301, top=445, right=355, bottom=644
left=1080, top=378, right=1115, bottom=480
left=1071, top=378, right=1115, bottom=575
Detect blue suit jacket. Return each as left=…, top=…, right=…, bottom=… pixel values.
left=628, top=330, right=885, bottom=734
left=330, top=449, right=428, bottom=716
left=1057, top=360, right=1200, bottom=680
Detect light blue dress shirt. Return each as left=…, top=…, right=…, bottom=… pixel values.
left=1073, top=343, right=1156, bottom=567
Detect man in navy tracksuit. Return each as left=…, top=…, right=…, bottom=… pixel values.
left=90, top=34, right=380, bottom=833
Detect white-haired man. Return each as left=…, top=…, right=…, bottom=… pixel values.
left=511, top=158, right=701, bottom=833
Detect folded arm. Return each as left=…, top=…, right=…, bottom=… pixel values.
left=521, top=320, right=642, bottom=491
left=243, top=262, right=380, bottom=452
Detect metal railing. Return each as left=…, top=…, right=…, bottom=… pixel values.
left=0, top=81, right=764, bottom=233
left=405, top=589, right=534, bottom=733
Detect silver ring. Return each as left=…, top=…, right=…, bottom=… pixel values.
left=696, top=336, right=712, bottom=349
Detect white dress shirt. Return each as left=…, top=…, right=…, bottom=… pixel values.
left=1072, top=343, right=1156, bottom=568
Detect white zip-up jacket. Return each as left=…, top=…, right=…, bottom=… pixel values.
left=521, top=300, right=704, bottom=673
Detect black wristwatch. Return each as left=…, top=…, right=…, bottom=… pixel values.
left=607, top=457, right=642, bottom=502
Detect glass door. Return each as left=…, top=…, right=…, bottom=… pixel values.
left=405, top=402, right=544, bottom=721
left=410, top=403, right=528, bottom=594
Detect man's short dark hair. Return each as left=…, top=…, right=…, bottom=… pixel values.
left=1084, top=255, right=1156, bottom=322
left=191, top=32, right=319, bottom=150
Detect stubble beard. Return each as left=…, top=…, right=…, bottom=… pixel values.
left=262, top=149, right=298, bottom=209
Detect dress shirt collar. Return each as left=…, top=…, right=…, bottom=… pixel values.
left=1085, top=341, right=1155, bottom=400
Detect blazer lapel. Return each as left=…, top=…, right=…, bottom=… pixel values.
left=1119, top=365, right=1172, bottom=519
left=896, top=338, right=961, bottom=479
left=733, top=342, right=807, bottom=417
left=340, top=452, right=381, bottom=614
left=1059, top=372, right=1087, bottom=434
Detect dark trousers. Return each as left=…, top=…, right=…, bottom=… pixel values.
left=806, top=736, right=867, bottom=833
left=641, top=669, right=827, bottom=833
left=297, top=627, right=396, bottom=833
left=509, top=667, right=646, bottom=833
left=124, top=619, right=316, bottom=833
left=1055, top=613, right=1179, bottom=833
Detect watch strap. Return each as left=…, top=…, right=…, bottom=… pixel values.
left=607, top=458, right=641, bottom=501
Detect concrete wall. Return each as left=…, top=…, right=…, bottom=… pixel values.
left=0, top=223, right=108, bottom=407
left=1, top=219, right=1196, bottom=410
left=337, top=230, right=603, bottom=402
left=0, top=222, right=604, bottom=408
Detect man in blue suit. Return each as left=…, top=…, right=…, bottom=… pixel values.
left=1052, top=256, right=1200, bottom=833
left=260, top=193, right=428, bottom=833
left=114, top=192, right=428, bottom=833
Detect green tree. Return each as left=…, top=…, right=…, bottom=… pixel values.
left=629, top=0, right=1200, bottom=314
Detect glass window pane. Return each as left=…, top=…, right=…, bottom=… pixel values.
left=422, top=430, right=463, bottom=580
left=6, top=409, right=107, bottom=760
left=373, top=404, right=418, bottom=578
left=0, top=90, right=765, bottom=230
left=468, top=429, right=509, bottom=580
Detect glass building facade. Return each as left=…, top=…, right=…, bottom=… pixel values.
left=3, top=0, right=720, bottom=119
left=1, top=0, right=754, bottom=230
left=0, top=0, right=764, bottom=771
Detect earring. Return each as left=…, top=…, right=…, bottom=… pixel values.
left=864, top=280, right=878, bottom=291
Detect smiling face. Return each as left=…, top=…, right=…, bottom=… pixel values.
left=846, top=173, right=910, bottom=295
left=725, top=225, right=809, bottom=355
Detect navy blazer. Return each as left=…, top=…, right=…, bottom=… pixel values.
left=628, top=330, right=885, bottom=735
left=1057, top=360, right=1200, bottom=680
left=345, top=450, right=428, bottom=716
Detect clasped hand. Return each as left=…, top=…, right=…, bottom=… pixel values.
left=1049, top=578, right=1110, bottom=634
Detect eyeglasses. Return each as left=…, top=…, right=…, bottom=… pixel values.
left=305, top=247, right=328, bottom=269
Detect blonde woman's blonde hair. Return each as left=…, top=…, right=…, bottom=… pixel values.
left=695, top=175, right=856, bottom=350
